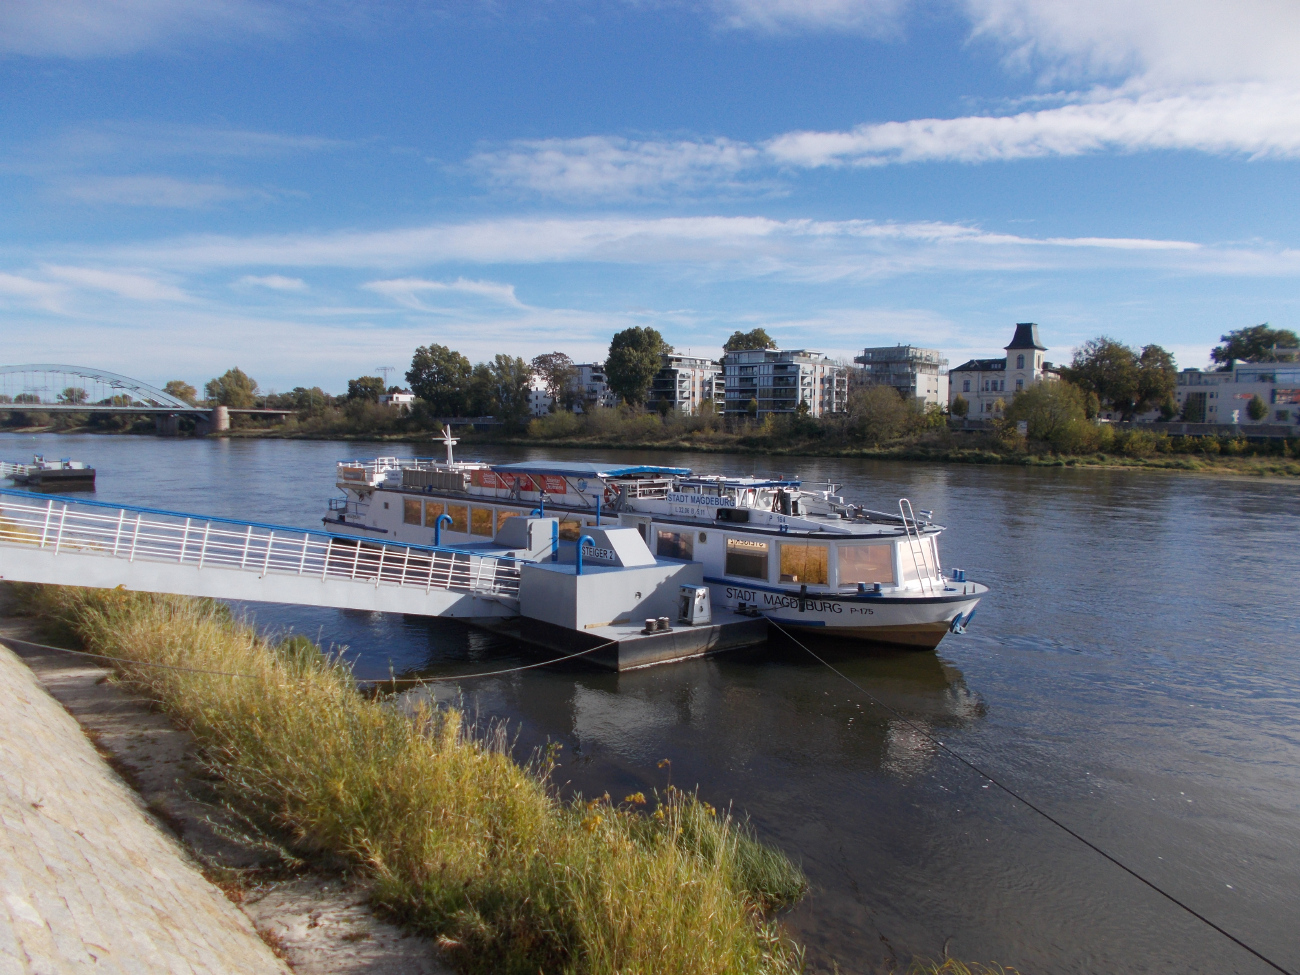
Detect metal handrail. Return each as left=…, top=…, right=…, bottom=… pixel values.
left=898, top=498, right=937, bottom=595
left=0, top=491, right=521, bottom=601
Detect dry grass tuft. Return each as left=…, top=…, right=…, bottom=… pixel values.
left=12, top=584, right=806, bottom=975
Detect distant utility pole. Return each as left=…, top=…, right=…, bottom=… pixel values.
left=377, top=366, right=395, bottom=387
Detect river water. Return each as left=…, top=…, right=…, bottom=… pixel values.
left=4, top=432, right=1298, bottom=974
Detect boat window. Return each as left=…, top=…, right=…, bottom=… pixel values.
left=470, top=507, right=494, bottom=536
left=725, top=537, right=768, bottom=580
left=656, top=530, right=694, bottom=561
left=838, top=543, right=895, bottom=586
left=447, top=504, right=468, bottom=534
left=403, top=498, right=422, bottom=525
left=496, top=509, right=519, bottom=532
left=424, top=500, right=445, bottom=525
left=899, top=537, right=939, bottom=582
left=779, top=542, right=828, bottom=585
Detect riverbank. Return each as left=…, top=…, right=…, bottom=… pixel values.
left=8, top=419, right=1297, bottom=477
left=6, top=583, right=809, bottom=975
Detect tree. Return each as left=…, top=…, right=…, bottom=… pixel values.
left=1062, top=337, right=1138, bottom=418
left=58, top=387, right=88, bottom=404
left=724, top=328, right=776, bottom=352
left=164, top=380, right=197, bottom=405
left=950, top=395, right=969, bottom=418
left=530, top=352, right=577, bottom=409
left=204, top=368, right=259, bottom=408
left=485, top=355, right=533, bottom=426
left=1210, top=324, right=1300, bottom=368
left=1136, top=344, right=1178, bottom=419
left=1247, top=394, right=1269, bottom=421
left=406, top=344, right=472, bottom=416
left=1005, top=381, right=1088, bottom=441
left=347, top=376, right=386, bottom=402
left=605, top=327, right=670, bottom=407
left=848, top=385, right=914, bottom=445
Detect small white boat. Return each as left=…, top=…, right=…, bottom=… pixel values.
left=322, top=429, right=986, bottom=649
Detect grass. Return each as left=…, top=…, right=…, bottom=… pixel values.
left=11, top=583, right=807, bottom=975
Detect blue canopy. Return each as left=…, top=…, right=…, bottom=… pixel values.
left=490, top=461, right=691, bottom=478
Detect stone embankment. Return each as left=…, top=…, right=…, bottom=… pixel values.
left=0, top=640, right=288, bottom=974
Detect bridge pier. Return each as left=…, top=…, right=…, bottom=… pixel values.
left=194, top=406, right=230, bottom=436
left=155, top=414, right=181, bottom=436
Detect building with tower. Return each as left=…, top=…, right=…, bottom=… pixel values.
left=948, top=323, right=1057, bottom=416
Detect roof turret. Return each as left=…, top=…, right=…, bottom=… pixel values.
left=1005, top=322, right=1046, bottom=351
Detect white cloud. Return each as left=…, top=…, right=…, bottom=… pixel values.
left=0, top=0, right=289, bottom=58
left=471, top=135, right=764, bottom=200
left=706, top=0, right=905, bottom=34
left=0, top=272, right=65, bottom=312
left=95, top=213, right=1300, bottom=286
left=56, top=175, right=254, bottom=208
left=363, top=277, right=524, bottom=308
left=963, top=0, right=1300, bottom=87
left=42, top=265, right=189, bottom=302
left=236, top=274, right=309, bottom=291
left=766, top=85, right=1300, bottom=166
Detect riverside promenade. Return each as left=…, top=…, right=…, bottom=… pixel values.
left=0, top=642, right=287, bottom=975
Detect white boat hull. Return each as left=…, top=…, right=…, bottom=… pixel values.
left=707, top=579, right=984, bottom=649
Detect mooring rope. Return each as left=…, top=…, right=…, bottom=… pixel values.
left=0, top=636, right=617, bottom=685
left=765, top=618, right=1295, bottom=975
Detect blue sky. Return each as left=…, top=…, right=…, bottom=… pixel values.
left=2, top=0, right=1298, bottom=394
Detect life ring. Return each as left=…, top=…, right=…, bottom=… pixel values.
left=603, top=482, right=620, bottom=507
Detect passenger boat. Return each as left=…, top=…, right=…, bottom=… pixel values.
left=322, top=429, right=986, bottom=649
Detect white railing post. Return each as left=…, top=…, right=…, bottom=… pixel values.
left=197, top=522, right=211, bottom=569
left=262, top=531, right=275, bottom=578
left=322, top=538, right=333, bottom=581
left=297, top=534, right=309, bottom=575
left=51, top=505, right=69, bottom=555
left=111, top=509, right=125, bottom=556
left=128, top=514, right=142, bottom=562
left=179, top=518, right=191, bottom=563
left=239, top=525, right=253, bottom=569
left=400, top=545, right=411, bottom=587
left=39, top=499, right=54, bottom=548
left=375, top=544, right=387, bottom=588
left=349, top=542, right=361, bottom=580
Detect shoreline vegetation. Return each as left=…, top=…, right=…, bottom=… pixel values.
left=10, top=584, right=809, bottom=975
left=6, top=408, right=1299, bottom=477
left=1, top=587, right=1021, bottom=974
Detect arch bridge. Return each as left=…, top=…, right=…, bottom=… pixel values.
left=0, top=364, right=291, bottom=434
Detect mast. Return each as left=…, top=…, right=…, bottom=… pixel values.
left=440, top=424, right=458, bottom=465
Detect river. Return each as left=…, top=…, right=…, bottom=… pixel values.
left=3, top=432, right=1298, bottom=974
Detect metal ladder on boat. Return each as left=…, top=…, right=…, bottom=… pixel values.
left=898, top=498, right=936, bottom=595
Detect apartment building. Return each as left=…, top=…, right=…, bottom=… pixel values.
left=853, top=345, right=949, bottom=408
left=647, top=355, right=724, bottom=414
left=1175, top=361, right=1300, bottom=425
left=722, top=348, right=848, bottom=418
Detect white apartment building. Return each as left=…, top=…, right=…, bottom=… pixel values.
left=567, top=363, right=617, bottom=412
left=1174, top=362, right=1300, bottom=425
left=853, top=345, right=949, bottom=408
left=948, top=323, right=1056, bottom=416
left=378, top=390, right=415, bottom=408
left=647, top=355, right=724, bottom=414
left=527, top=377, right=554, bottom=417
left=722, top=348, right=849, bottom=418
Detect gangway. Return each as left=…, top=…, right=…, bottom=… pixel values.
left=0, top=489, right=520, bottom=618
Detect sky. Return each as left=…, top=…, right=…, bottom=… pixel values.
left=1, top=0, right=1298, bottom=395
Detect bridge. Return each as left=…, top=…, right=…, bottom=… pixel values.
left=0, top=365, right=291, bottom=434
left=0, top=488, right=520, bottom=618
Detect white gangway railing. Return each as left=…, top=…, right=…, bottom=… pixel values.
left=0, top=488, right=522, bottom=602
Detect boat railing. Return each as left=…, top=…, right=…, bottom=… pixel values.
left=0, top=488, right=522, bottom=602
left=622, top=478, right=673, bottom=499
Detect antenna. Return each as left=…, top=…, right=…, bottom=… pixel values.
left=377, top=366, right=395, bottom=386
